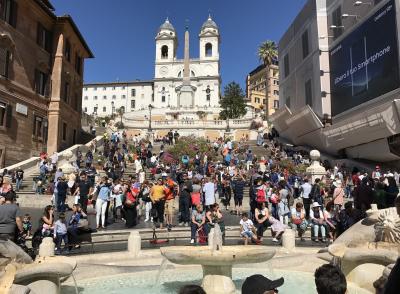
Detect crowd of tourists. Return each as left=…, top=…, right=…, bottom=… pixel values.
left=1, top=128, right=400, bottom=253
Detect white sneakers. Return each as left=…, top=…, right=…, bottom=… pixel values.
left=272, top=238, right=279, bottom=242
left=190, top=239, right=195, bottom=244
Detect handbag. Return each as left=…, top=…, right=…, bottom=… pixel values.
left=293, top=218, right=302, bottom=225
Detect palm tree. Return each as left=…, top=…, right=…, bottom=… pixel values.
left=117, top=106, right=125, bottom=123
left=258, top=40, right=278, bottom=119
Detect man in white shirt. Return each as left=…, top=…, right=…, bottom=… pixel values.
left=50, top=152, right=58, bottom=169
left=300, top=178, right=312, bottom=219
left=239, top=213, right=260, bottom=245
left=203, top=178, right=216, bottom=207
left=227, top=140, right=233, bottom=151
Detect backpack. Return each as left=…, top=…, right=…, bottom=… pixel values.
left=256, top=188, right=266, bottom=203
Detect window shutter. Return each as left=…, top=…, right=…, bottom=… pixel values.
left=34, top=69, right=39, bottom=93
left=0, top=48, right=7, bottom=77
left=45, top=30, right=53, bottom=53
left=5, top=104, right=11, bottom=128
left=36, top=23, right=43, bottom=46
left=45, top=77, right=51, bottom=98
left=10, top=0, right=17, bottom=28
left=32, top=114, right=36, bottom=135
left=0, top=0, right=5, bottom=21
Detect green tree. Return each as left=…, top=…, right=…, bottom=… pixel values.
left=117, top=106, right=125, bottom=123
left=258, top=40, right=278, bottom=119
left=219, top=82, right=247, bottom=120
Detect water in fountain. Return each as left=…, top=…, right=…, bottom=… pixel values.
left=332, top=256, right=342, bottom=270
left=154, top=258, right=169, bottom=285
left=208, top=223, right=223, bottom=252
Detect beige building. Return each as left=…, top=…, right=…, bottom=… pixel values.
left=0, top=0, right=93, bottom=167
left=246, top=63, right=279, bottom=117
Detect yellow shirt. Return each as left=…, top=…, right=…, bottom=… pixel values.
left=151, top=185, right=165, bottom=202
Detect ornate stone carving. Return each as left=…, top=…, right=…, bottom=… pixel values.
left=374, top=208, right=400, bottom=243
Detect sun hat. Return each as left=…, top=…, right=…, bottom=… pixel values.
left=312, top=202, right=321, bottom=208
left=242, top=274, right=284, bottom=294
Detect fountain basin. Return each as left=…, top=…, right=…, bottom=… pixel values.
left=160, top=246, right=276, bottom=278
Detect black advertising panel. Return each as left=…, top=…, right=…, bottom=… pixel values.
left=330, top=0, right=400, bottom=116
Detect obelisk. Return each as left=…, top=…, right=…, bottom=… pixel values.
left=183, top=26, right=190, bottom=86
left=177, top=24, right=195, bottom=108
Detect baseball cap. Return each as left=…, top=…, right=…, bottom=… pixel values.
left=242, top=274, right=284, bottom=294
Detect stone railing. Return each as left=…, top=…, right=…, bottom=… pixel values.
left=123, top=118, right=253, bottom=129
left=0, top=136, right=104, bottom=174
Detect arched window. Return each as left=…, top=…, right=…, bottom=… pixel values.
left=205, top=43, right=212, bottom=57
left=161, top=45, right=168, bottom=59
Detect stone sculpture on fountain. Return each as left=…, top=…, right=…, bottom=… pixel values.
left=0, top=238, right=76, bottom=294
left=327, top=198, right=400, bottom=293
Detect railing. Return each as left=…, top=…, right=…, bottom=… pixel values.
left=123, top=118, right=253, bottom=129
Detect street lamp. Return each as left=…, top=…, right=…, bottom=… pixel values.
left=148, top=104, right=153, bottom=131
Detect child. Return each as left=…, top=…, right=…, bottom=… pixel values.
left=240, top=213, right=260, bottom=245
left=22, top=214, right=32, bottom=237
left=54, top=213, right=68, bottom=254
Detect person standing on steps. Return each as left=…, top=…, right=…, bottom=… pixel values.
left=179, top=173, right=192, bottom=226
left=300, top=178, right=312, bottom=219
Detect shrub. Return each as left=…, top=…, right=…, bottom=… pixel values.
left=162, top=136, right=218, bottom=166
left=115, top=121, right=125, bottom=129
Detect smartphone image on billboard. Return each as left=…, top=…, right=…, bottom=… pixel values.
left=350, top=36, right=368, bottom=97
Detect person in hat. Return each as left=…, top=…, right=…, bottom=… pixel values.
left=310, top=201, right=327, bottom=242
left=332, top=179, right=345, bottom=212
left=242, top=274, right=284, bottom=294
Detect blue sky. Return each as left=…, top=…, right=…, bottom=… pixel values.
left=52, top=0, right=306, bottom=89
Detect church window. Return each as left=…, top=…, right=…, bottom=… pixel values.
left=131, top=89, right=136, bottom=97
left=161, top=45, right=168, bottom=59
left=205, top=43, right=212, bottom=57
left=131, top=100, right=135, bottom=108
left=162, top=96, right=166, bottom=102
left=103, top=106, right=106, bottom=112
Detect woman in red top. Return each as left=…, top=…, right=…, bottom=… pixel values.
left=123, top=184, right=137, bottom=228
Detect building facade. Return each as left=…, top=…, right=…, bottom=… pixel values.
left=83, top=81, right=153, bottom=117
left=0, top=0, right=93, bottom=167
left=272, top=0, right=400, bottom=164
left=246, top=63, right=280, bottom=116
left=82, top=16, right=221, bottom=118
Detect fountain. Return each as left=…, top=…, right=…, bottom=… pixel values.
left=0, top=239, right=77, bottom=294
left=160, top=224, right=276, bottom=293
left=327, top=203, right=400, bottom=293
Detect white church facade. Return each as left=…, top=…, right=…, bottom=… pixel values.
left=82, top=16, right=256, bottom=139
left=82, top=16, right=222, bottom=118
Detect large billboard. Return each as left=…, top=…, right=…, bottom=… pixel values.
left=330, top=0, right=400, bottom=116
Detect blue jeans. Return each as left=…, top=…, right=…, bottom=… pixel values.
left=16, top=178, right=22, bottom=191
left=56, top=233, right=68, bottom=252
left=312, top=222, right=326, bottom=239
left=57, top=194, right=66, bottom=212
left=191, top=223, right=201, bottom=240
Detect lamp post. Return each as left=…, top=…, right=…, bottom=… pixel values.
left=148, top=104, right=153, bottom=131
